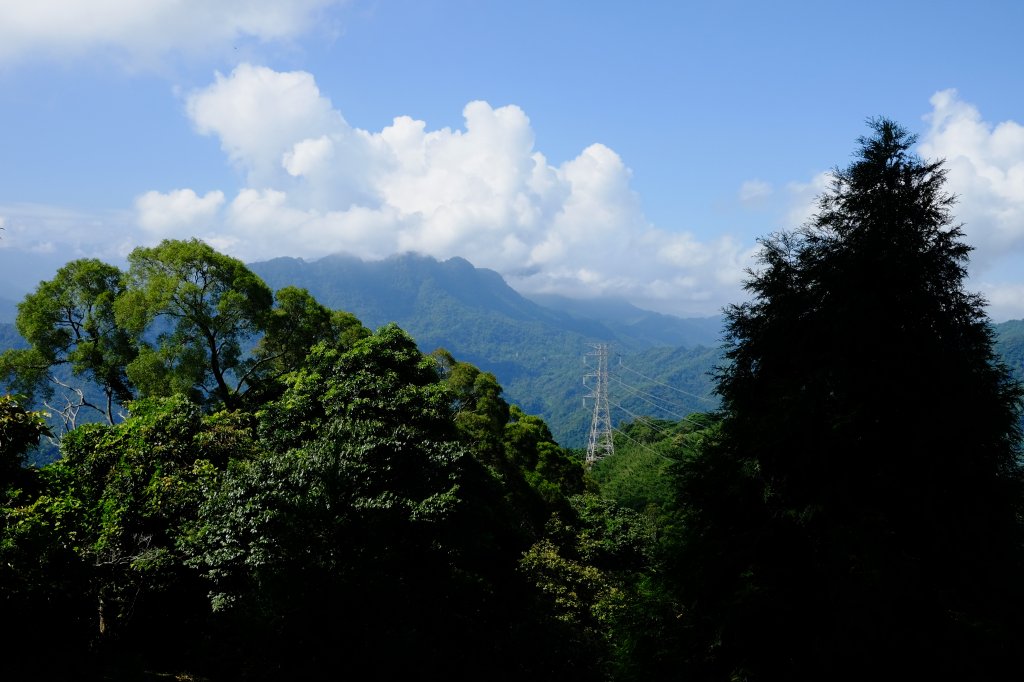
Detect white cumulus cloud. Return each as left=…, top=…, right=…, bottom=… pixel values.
left=778, top=90, right=1024, bottom=320
left=283, top=136, right=335, bottom=178
left=136, top=63, right=752, bottom=316
left=784, top=172, right=830, bottom=227
left=136, top=189, right=225, bottom=236
left=919, top=89, right=1024, bottom=270
left=0, top=0, right=340, bottom=67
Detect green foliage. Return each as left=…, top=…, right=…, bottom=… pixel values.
left=667, top=119, right=1024, bottom=680
left=53, top=396, right=250, bottom=650
left=434, top=348, right=586, bottom=539
left=434, top=348, right=510, bottom=454
left=0, top=243, right=375, bottom=443
left=0, top=259, right=135, bottom=427
left=248, top=286, right=369, bottom=401
left=1, top=460, right=95, bottom=678
left=0, top=394, right=49, bottom=480
left=504, top=405, right=584, bottom=503
left=118, top=238, right=274, bottom=410
left=591, top=415, right=716, bottom=516
left=2, top=394, right=255, bottom=676
left=0, top=242, right=607, bottom=677
left=185, top=324, right=582, bottom=677
left=520, top=494, right=660, bottom=676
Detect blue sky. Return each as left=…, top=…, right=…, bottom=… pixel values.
left=2, top=0, right=1024, bottom=319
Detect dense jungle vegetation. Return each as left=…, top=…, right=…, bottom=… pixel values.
left=3, top=119, right=1024, bottom=680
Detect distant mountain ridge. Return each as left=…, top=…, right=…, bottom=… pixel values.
left=0, top=296, right=18, bottom=324
left=526, top=293, right=723, bottom=349
left=251, top=253, right=611, bottom=341
left=248, top=253, right=725, bottom=444
left=5, top=253, right=1023, bottom=448
left=250, top=253, right=721, bottom=350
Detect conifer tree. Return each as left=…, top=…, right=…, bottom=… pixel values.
left=671, top=119, right=1024, bottom=680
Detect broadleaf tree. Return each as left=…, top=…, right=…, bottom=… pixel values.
left=191, top=324, right=575, bottom=677
left=117, top=239, right=274, bottom=410
left=0, top=259, right=136, bottom=427
left=244, top=285, right=369, bottom=404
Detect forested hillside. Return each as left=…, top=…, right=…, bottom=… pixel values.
left=8, top=251, right=1024, bottom=449
left=3, top=120, right=1024, bottom=681
left=1, top=239, right=656, bottom=679
left=527, top=292, right=724, bottom=348
left=995, top=319, right=1024, bottom=375
left=250, top=253, right=723, bottom=445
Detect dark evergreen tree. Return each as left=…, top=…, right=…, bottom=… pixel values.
left=669, top=119, right=1024, bottom=680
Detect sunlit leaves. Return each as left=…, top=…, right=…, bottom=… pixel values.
left=118, top=239, right=274, bottom=410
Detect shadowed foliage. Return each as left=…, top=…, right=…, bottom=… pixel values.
left=665, top=119, right=1024, bottom=681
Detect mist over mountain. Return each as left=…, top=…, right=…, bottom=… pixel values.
left=0, top=321, right=25, bottom=351
left=0, top=297, right=17, bottom=323
left=526, top=293, right=723, bottom=349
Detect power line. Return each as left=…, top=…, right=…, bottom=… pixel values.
left=609, top=425, right=681, bottom=465
left=610, top=399, right=679, bottom=441
left=612, top=356, right=718, bottom=404
left=608, top=400, right=712, bottom=461
left=609, top=376, right=718, bottom=431
left=584, top=347, right=718, bottom=465
left=609, top=375, right=692, bottom=421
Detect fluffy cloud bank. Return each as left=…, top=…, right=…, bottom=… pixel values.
left=919, top=89, right=1024, bottom=270
left=129, top=70, right=1024, bottom=319
left=900, top=89, right=1024, bottom=319
left=769, top=90, right=1024, bottom=320
left=0, top=1, right=338, bottom=65
left=139, top=64, right=752, bottom=315
left=137, top=189, right=224, bottom=235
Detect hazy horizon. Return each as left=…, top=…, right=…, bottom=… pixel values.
left=3, top=1, right=1023, bottom=319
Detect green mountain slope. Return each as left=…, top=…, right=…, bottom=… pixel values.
left=994, top=319, right=1024, bottom=378
left=248, top=254, right=724, bottom=446
left=6, top=252, right=1024, bottom=449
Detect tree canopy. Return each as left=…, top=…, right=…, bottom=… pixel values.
left=3, top=122, right=1024, bottom=679
left=117, top=238, right=275, bottom=410
left=668, top=118, right=1024, bottom=680
left=1, top=269, right=604, bottom=678
left=0, top=259, right=135, bottom=427
left=0, top=240, right=367, bottom=427
left=0, top=394, right=49, bottom=485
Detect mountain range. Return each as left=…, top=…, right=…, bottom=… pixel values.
left=248, top=254, right=724, bottom=445
left=4, top=253, right=1023, bottom=447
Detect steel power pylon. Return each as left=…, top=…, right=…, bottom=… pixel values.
left=584, top=343, right=614, bottom=467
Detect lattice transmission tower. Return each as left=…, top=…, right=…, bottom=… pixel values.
left=584, top=343, right=614, bottom=467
